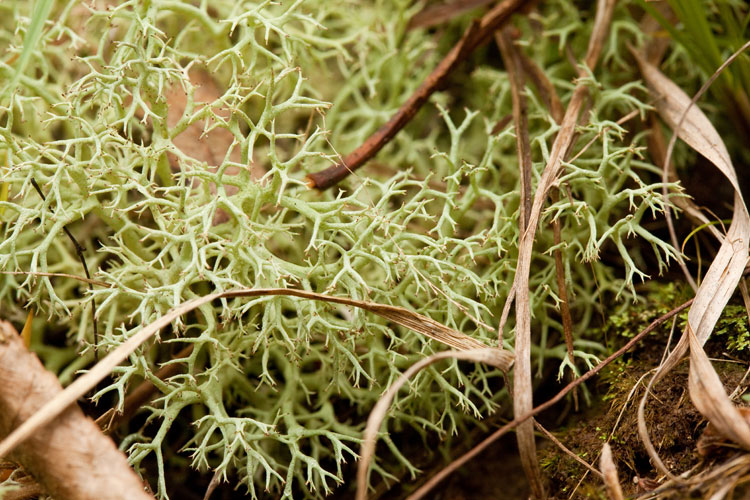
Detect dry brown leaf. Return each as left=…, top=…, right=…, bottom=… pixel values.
left=0, top=321, right=153, bottom=500
left=0, top=288, right=511, bottom=460
left=165, top=68, right=266, bottom=224
left=356, top=348, right=505, bottom=500
left=134, top=68, right=265, bottom=225
left=634, top=49, right=750, bottom=477
left=698, top=407, right=750, bottom=456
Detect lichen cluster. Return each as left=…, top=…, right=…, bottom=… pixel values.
left=1, top=0, right=680, bottom=497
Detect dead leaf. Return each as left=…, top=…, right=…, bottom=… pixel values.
left=634, top=50, right=750, bottom=476
left=0, top=321, right=153, bottom=499
left=164, top=68, right=265, bottom=224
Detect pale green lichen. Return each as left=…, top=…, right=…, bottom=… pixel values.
left=1, top=0, right=683, bottom=498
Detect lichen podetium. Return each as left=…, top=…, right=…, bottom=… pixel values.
left=0, top=0, right=683, bottom=497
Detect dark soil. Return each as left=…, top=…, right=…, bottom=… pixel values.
left=536, top=297, right=750, bottom=499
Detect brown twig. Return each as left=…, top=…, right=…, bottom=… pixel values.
left=408, top=0, right=496, bottom=30
left=405, top=297, right=694, bottom=500
left=29, top=178, right=100, bottom=353
left=534, top=420, right=602, bottom=479
left=551, top=192, right=576, bottom=365
left=0, top=320, right=153, bottom=500
left=306, top=0, right=528, bottom=190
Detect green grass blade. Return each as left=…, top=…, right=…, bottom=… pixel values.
left=1, top=0, right=54, bottom=102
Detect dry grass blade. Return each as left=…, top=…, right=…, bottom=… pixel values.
left=0, top=288, right=511, bottom=459
left=496, top=27, right=532, bottom=230
left=509, top=0, right=615, bottom=496
left=633, top=42, right=750, bottom=477
left=356, top=348, right=503, bottom=500
left=600, top=443, right=624, bottom=500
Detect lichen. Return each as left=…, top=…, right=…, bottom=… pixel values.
left=0, top=0, right=683, bottom=497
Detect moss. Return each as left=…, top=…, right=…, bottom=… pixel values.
left=541, top=282, right=750, bottom=498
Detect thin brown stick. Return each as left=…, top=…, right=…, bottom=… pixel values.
left=0, top=320, right=153, bottom=500
left=534, top=421, right=602, bottom=479
left=0, top=270, right=111, bottom=288
left=306, top=0, right=528, bottom=190
left=551, top=190, right=575, bottom=364
left=405, top=297, right=693, bottom=500
left=408, top=0, right=496, bottom=30
left=29, top=178, right=100, bottom=351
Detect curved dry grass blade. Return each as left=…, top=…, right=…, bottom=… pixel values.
left=633, top=50, right=746, bottom=196
left=600, top=443, right=624, bottom=500
left=509, top=0, right=615, bottom=496
left=634, top=42, right=750, bottom=477
left=0, top=288, right=511, bottom=459
left=406, top=299, right=693, bottom=500
left=356, top=348, right=504, bottom=500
